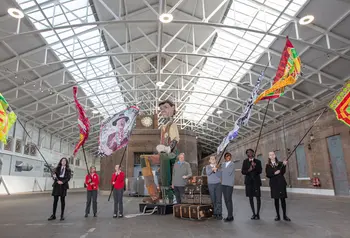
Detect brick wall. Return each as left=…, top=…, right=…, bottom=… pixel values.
left=199, top=105, right=350, bottom=192
left=100, top=129, right=197, bottom=190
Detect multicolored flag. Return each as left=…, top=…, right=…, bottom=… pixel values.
left=73, top=86, right=90, bottom=156
left=254, top=37, right=301, bottom=104
left=99, top=106, right=139, bottom=156
left=329, top=80, right=350, bottom=127
left=217, top=71, right=265, bottom=154
left=0, top=93, right=17, bottom=144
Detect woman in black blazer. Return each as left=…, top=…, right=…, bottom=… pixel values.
left=48, top=157, right=71, bottom=221
left=265, top=151, right=291, bottom=221
left=241, top=149, right=262, bottom=220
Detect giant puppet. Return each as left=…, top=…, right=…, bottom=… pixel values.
left=141, top=99, right=179, bottom=203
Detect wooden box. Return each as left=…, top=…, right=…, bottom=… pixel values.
left=181, top=194, right=195, bottom=204
left=173, top=204, right=181, bottom=218
left=180, top=204, right=191, bottom=218
left=194, top=194, right=212, bottom=205
left=187, top=176, right=208, bottom=186
left=184, top=185, right=209, bottom=195
left=189, top=204, right=213, bottom=220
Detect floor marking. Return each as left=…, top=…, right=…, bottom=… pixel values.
left=88, top=228, right=96, bottom=233
left=26, top=223, right=45, bottom=226
left=52, top=223, right=75, bottom=226
left=1, top=223, right=16, bottom=226
left=79, top=234, right=88, bottom=238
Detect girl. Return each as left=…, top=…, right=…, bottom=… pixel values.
left=111, top=164, right=125, bottom=218
left=48, top=157, right=71, bottom=221
left=265, top=151, right=291, bottom=221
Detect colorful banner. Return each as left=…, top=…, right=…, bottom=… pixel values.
left=217, top=71, right=265, bottom=154
left=98, top=106, right=139, bottom=156
left=329, top=80, right=350, bottom=127
left=73, top=86, right=90, bottom=156
left=0, top=93, right=17, bottom=144
left=254, top=38, right=301, bottom=104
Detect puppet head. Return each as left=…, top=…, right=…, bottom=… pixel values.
left=159, top=99, right=175, bottom=118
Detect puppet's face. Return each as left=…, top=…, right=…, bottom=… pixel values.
left=160, top=103, right=175, bottom=118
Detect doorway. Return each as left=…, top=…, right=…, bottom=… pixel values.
left=326, top=135, right=349, bottom=196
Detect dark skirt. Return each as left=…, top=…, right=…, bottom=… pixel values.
left=245, top=184, right=261, bottom=197
left=270, top=185, right=287, bottom=199
left=52, top=184, right=68, bottom=197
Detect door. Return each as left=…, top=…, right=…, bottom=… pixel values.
left=327, top=135, right=349, bottom=196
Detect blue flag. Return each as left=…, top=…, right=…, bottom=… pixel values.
left=217, top=71, right=265, bottom=154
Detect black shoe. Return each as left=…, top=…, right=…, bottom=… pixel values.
left=251, top=215, right=256, bottom=220
left=113, top=214, right=117, bottom=218
left=84, top=214, right=88, bottom=218
left=224, top=216, right=234, bottom=222
left=93, top=213, right=97, bottom=217
left=216, top=215, right=223, bottom=220
left=255, top=214, right=260, bottom=220
left=48, top=215, right=56, bottom=221
left=275, top=216, right=280, bottom=221
left=60, top=216, right=65, bottom=221
left=283, top=216, right=291, bottom=221
left=118, top=214, right=123, bottom=218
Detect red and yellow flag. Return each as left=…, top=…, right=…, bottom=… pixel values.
left=329, top=80, right=350, bottom=127
left=73, top=86, right=90, bottom=156
left=254, top=38, right=301, bottom=104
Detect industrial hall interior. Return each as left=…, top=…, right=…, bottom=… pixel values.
left=0, top=0, right=350, bottom=237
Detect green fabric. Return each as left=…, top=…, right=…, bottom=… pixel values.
left=160, top=149, right=178, bottom=187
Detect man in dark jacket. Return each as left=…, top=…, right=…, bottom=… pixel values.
left=241, top=149, right=262, bottom=220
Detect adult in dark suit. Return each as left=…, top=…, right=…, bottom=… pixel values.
left=265, top=151, right=291, bottom=221
left=48, top=157, right=71, bottom=221
left=241, top=149, right=262, bottom=220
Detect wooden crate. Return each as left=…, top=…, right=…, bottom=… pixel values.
left=180, top=204, right=191, bottom=218
left=189, top=204, right=213, bottom=220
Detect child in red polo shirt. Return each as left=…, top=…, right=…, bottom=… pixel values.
left=111, top=164, right=125, bottom=218
left=84, top=166, right=99, bottom=217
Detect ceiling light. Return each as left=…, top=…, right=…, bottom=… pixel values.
left=299, top=15, right=314, bottom=25
left=159, top=13, right=173, bottom=23
left=8, top=8, right=24, bottom=19
left=156, top=81, right=165, bottom=87
left=92, top=110, right=99, bottom=114
left=217, top=110, right=223, bottom=115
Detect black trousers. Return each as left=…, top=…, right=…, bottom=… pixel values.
left=85, top=190, right=98, bottom=215
left=53, top=195, right=65, bottom=216
left=113, top=188, right=123, bottom=215
left=274, top=198, right=287, bottom=217
left=174, top=186, right=185, bottom=204
left=222, top=185, right=233, bottom=218
left=208, top=183, right=222, bottom=216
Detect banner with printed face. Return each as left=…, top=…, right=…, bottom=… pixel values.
left=98, top=106, right=139, bottom=156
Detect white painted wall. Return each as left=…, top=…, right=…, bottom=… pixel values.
left=0, top=121, right=100, bottom=195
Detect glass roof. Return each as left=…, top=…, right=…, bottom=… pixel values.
left=17, top=0, right=126, bottom=117
left=182, top=0, right=307, bottom=123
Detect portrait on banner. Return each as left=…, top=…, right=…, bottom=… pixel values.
left=98, top=106, right=139, bottom=156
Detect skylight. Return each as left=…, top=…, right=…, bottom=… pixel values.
left=16, top=0, right=126, bottom=117
left=182, top=0, right=307, bottom=124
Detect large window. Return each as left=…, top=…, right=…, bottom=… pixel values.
left=295, top=144, right=309, bottom=178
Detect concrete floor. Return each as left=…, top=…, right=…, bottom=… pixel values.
left=0, top=190, right=349, bottom=238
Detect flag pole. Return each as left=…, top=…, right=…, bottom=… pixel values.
left=9, top=114, right=54, bottom=176
left=108, top=145, right=128, bottom=201
left=82, top=145, right=92, bottom=181
left=285, top=107, right=327, bottom=162
left=253, top=99, right=271, bottom=157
